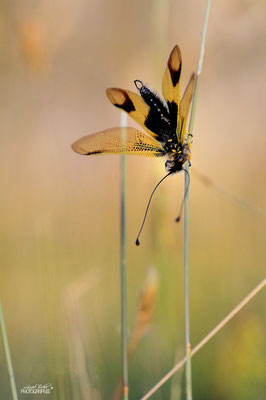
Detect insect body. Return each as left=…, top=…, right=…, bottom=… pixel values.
left=132, top=79, right=192, bottom=174
left=72, top=45, right=195, bottom=175
left=72, top=45, right=195, bottom=244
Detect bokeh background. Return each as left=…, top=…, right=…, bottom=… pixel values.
left=0, top=0, right=265, bottom=399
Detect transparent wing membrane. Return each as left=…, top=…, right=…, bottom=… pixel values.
left=179, top=73, right=196, bottom=144
left=71, top=127, right=164, bottom=157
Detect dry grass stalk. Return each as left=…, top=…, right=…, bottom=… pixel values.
left=113, top=268, right=159, bottom=400
left=140, top=277, right=266, bottom=399
left=128, top=268, right=159, bottom=358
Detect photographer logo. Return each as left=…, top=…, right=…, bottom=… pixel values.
left=20, top=383, right=53, bottom=395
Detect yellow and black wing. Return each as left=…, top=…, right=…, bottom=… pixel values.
left=162, top=45, right=195, bottom=144
left=71, top=127, right=164, bottom=157
left=179, top=73, right=196, bottom=144
left=106, top=88, right=157, bottom=139
left=162, top=45, right=182, bottom=134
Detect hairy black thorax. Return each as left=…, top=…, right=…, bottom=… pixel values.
left=134, top=80, right=189, bottom=174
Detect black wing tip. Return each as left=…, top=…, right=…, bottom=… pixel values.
left=171, top=44, right=181, bottom=54
left=169, top=45, right=182, bottom=64
left=167, top=46, right=182, bottom=87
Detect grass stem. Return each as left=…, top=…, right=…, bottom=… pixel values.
left=184, top=1, right=211, bottom=399
left=0, top=300, right=18, bottom=400
left=183, top=162, right=192, bottom=400
left=120, top=112, right=129, bottom=399
left=141, top=277, right=266, bottom=399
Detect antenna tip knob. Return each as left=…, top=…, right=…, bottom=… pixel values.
left=134, top=80, right=143, bottom=90
left=175, top=216, right=181, bottom=223
left=135, top=239, right=140, bottom=246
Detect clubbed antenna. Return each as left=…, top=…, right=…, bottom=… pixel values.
left=136, top=172, right=172, bottom=246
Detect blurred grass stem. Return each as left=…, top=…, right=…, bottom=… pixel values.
left=141, top=277, right=266, bottom=399
left=0, top=301, right=18, bottom=400
left=184, top=1, right=211, bottom=399
left=120, top=112, right=129, bottom=399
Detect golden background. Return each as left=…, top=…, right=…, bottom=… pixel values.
left=0, top=0, right=265, bottom=399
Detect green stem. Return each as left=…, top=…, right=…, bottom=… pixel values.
left=120, top=112, right=128, bottom=400
left=183, top=162, right=192, bottom=400
left=0, top=300, right=18, bottom=400
left=189, top=0, right=211, bottom=136
left=184, top=1, right=211, bottom=399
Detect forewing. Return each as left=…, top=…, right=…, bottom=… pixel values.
left=162, top=45, right=182, bottom=130
left=179, top=73, right=196, bottom=144
left=71, top=127, right=164, bottom=157
left=106, top=88, right=157, bottom=139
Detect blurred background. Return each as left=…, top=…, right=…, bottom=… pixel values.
left=0, top=0, right=265, bottom=399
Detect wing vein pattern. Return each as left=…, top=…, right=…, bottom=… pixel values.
left=71, top=127, right=164, bottom=157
